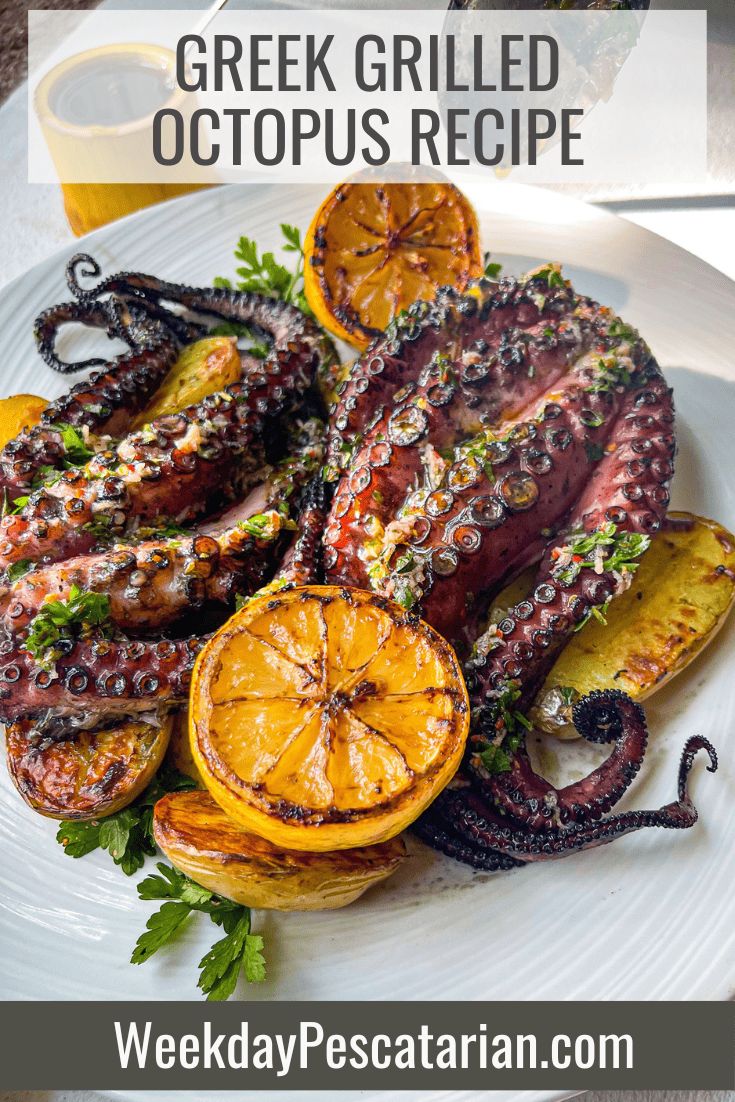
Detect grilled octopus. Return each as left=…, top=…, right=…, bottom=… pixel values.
left=320, top=266, right=716, bottom=866
left=0, top=258, right=716, bottom=871
left=0, top=258, right=331, bottom=734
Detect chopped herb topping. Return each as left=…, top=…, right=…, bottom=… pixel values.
left=24, top=583, right=111, bottom=668
left=531, top=265, right=565, bottom=289
left=238, top=507, right=296, bottom=540
left=51, top=423, right=96, bottom=466
left=483, top=254, right=503, bottom=280
left=471, top=678, right=531, bottom=774
left=558, top=685, right=577, bottom=706
left=550, top=522, right=650, bottom=588
left=6, top=559, right=33, bottom=583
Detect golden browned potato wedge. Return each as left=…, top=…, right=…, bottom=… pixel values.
left=154, top=789, right=407, bottom=911
left=6, top=717, right=172, bottom=819
left=529, top=513, right=735, bottom=737
left=165, top=709, right=205, bottom=788
left=131, top=336, right=241, bottom=428
left=0, top=394, right=48, bottom=447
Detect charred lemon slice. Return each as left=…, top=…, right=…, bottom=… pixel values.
left=0, top=394, right=48, bottom=447
left=190, top=585, right=469, bottom=850
left=304, top=182, right=483, bottom=350
left=154, top=789, right=407, bottom=910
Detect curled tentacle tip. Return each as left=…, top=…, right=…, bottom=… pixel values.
left=66, top=254, right=102, bottom=298
left=571, top=687, right=645, bottom=745
left=682, top=735, right=718, bottom=775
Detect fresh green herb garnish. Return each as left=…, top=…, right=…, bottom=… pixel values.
left=558, top=685, right=577, bottom=706
left=607, top=319, right=640, bottom=343
left=238, top=509, right=295, bottom=540
left=483, top=254, right=503, bottom=280
left=472, top=680, right=531, bottom=775
left=6, top=559, right=33, bottom=583
left=56, top=766, right=196, bottom=876
left=551, top=523, right=650, bottom=588
left=215, top=223, right=312, bottom=316
left=132, top=863, right=266, bottom=1000
left=532, top=265, right=565, bottom=289
left=24, top=583, right=111, bottom=667
left=478, top=743, right=512, bottom=775
left=394, top=550, right=415, bottom=574
left=585, top=357, right=634, bottom=395
left=52, top=423, right=96, bottom=466
left=392, top=578, right=418, bottom=610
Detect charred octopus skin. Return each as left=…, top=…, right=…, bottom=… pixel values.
left=0, top=260, right=332, bottom=733
left=321, top=266, right=716, bottom=867
left=0, top=262, right=331, bottom=574
left=0, top=297, right=184, bottom=501
left=0, top=259, right=716, bottom=869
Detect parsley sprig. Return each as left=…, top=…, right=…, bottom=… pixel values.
left=530, top=264, right=565, bottom=289
left=132, top=863, right=266, bottom=1000
left=56, top=766, right=196, bottom=876
left=24, top=583, right=111, bottom=668
left=215, top=223, right=312, bottom=317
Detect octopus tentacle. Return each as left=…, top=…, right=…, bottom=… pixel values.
left=0, top=302, right=325, bottom=571
left=0, top=431, right=324, bottom=631
left=0, top=634, right=204, bottom=730
left=66, top=259, right=335, bottom=365
left=419, top=725, right=716, bottom=864
left=324, top=271, right=583, bottom=475
left=0, top=528, right=273, bottom=636
left=0, top=339, right=180, bottom=500
left=274, top=476, right=331, bottom=586
left=472, top=690, right=648, bottom=830
left=413, top=815, right=524, bottom=871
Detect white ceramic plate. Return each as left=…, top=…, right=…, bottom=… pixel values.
left=1, top=181, right=734, bottom=1020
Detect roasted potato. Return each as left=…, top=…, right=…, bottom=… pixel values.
left=165, top=709, right=205, bottom=788
left=0, top=394, right=48, bottom=447
left=154, top=789, right=407, bottom=911
left=131, top=336, right=241, bottom=427
left=528, top=513, right=735, bottom=737
left=6, top=717, right=172, bottom=819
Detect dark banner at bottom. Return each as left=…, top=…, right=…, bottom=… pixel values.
left=0, top=1001, right=732, bottom=1090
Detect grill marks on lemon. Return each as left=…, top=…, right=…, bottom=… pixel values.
left=304, top=182, right=483, bottom=349
left=190, top=586, right=469, bottom=850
